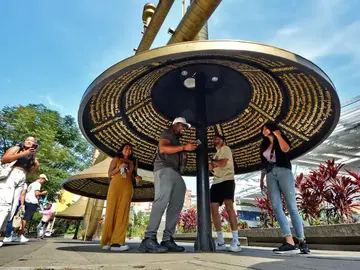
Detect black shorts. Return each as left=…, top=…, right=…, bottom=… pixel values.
left=210, top=180, right=235, bottom=206
left=23, top=202, right=38, bottom=221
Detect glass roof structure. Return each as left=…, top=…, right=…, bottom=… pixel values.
left=235, top=96, right=360, bottom=201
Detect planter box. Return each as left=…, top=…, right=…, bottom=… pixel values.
left=238, top=223, right=360, bottom=246
left=174, top=224, right=360, bottom=251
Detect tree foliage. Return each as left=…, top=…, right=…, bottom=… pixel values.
left=0, top=104, right=94, bottom=201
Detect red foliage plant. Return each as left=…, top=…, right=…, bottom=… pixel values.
left=296, top=160, right=360, bottom=223
left=220, top=206, right=239, bottom=223
left=257, top=160, right=360, bottom=225
left=255, top=188, right=287, bottom=227
left=323, top=174, right=360, bottom=223
left=177, top=208, right=197, bottom=233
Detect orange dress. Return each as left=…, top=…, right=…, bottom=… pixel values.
left=100, top=158, right=134, bottom=246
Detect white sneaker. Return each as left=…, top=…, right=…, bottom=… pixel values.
left=3, top=237, right=12, bottom=243
left=229, top=240, right=241, bottom=252
left=12, top=236, right=21, bottom=242
left=102, top=245, right=111, bottom=250
left=110, top=244, right=129, bottom=251
left=214, top=239, right=227, bottom=251
left=19, top=235, right=29, bottom=243
left=0, top=241, right=3, bottom=247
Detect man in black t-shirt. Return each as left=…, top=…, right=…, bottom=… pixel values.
left=139, top=117, right=197, bottom=253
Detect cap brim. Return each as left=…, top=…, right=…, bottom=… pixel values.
left=174, top=122, right=191, bottom=128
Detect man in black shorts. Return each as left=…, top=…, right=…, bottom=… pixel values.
left=18, top=174, right=48, bottom=242
left=209, top=134, right=241, bottom=252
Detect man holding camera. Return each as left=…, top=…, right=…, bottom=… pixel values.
left=139, top=117, right=197, bottom=253
left=209, top=134, right=241, bottom=252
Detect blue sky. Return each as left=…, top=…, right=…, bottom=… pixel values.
left=1, top=0, right=359, bottom=119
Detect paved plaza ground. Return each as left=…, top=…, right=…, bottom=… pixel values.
left=1, top=238, right=360, bottom=270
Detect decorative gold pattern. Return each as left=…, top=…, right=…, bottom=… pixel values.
left=63, top=177, right=154, bottom=201
left=79, top=41, right=340, bottom=175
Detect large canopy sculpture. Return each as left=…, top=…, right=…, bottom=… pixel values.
left=78, top=40, right=340, bottom=251
left=63, top=157, right=155, bottom=201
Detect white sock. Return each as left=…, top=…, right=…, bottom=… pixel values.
left=232, top=230, right=238, bottom=242
left=216, top=231, right=224, bottom=243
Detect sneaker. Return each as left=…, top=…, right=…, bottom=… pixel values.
left=110, top=244, right=129, bottom=252
left=12, top=236, right=20, bottom=242
left=19, top=235, right=29, bottom=243
left=138, top=238, right=168, bottom=253
left=102, top=245, right=111, bottom=250
left=214, top=239, right=227, bottom=251
left=273, top=243, right=299, bottom=254
left=0, top=241, right=3, bottom=247
left=229, top=240, right=241, bottom=252
left=160, top=238, right=185, bottom=252
left=3, top=237, right=12, bottom=243
left=298, top=242, right=311, bottom=254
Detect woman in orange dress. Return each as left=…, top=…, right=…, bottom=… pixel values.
left=100, top=144, right=141, bottom=251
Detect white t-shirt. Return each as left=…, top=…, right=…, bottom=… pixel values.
left=212, top=145, right=235, bottom=185
left=25, top=181, right=42, bottom=204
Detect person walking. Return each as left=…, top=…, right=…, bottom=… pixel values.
left=17, top=174, right=48, bottom=243
left=36, top=203, right=53, bottom=239
left=0, top=136, right=39, bottom=247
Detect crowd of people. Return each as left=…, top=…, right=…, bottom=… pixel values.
left=0, top=136, right=52, bottom=248
left=100, top=117, right=310, bottom=255
left=1, top=118, right=310, bottom=255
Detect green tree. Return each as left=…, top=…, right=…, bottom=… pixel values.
left=0, top=104, right=93, bottom=200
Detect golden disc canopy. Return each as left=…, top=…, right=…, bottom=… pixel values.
left=62, top=158, right=154, bottom=201
left=79, top=40, right=340, bottom=175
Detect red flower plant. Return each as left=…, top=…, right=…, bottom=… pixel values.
left=296, top=160, right=360, bottom=224
left=255, top=187, right=287, bottom=227
left=177, top=208, right=197, bottom=233
left=323, top=175, right=360, bottom=223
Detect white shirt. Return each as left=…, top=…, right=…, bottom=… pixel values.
left=212, top=145, right=235, bottom=185
left=25, top=181, right=41, bottom=204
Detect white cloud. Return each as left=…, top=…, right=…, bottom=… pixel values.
left=268, top=0, right=360, bottom=64
left=43, top=95, right=64, bottom=111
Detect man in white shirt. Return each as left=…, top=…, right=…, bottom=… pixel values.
left=18, top=174, right=48, bottom=242
left=209, top=134, right=241, bottom=252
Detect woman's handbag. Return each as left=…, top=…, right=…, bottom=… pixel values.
left=12, top=210, right=23, bottom=230
left=0, top=148, right=20, bottom=181
left=0, top=160, right=17, bottom=180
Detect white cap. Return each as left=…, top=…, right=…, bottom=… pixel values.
left=172, top=117, right=191, bottom=128
left=39, top=174, right=48, bottom=181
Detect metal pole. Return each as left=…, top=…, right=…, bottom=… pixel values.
left=182, top=0, right=185, bottom=17
left=194, top=72, right=215, bottom=252
left=73, top=220, right=81, bottom=240
left=84, top=199, right=95, bottom=241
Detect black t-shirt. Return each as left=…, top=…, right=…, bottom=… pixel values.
left=260, top=133, right=292, bottom=171
left=153, top=128, right=181, bottom=172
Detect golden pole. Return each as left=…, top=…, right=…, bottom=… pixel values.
left=182, top=0, right=185, bottom=17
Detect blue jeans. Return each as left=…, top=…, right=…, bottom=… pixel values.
left=5, top=201, right=20, bottom=237
left=266, top=166, right=305, bottom=239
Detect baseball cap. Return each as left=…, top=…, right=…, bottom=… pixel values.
left=172, top=117, right=191, bottom=128
left=39, top=174, right=48, bottom=181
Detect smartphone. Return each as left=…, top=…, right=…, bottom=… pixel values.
left=194, top=139, right=202, bottom=146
